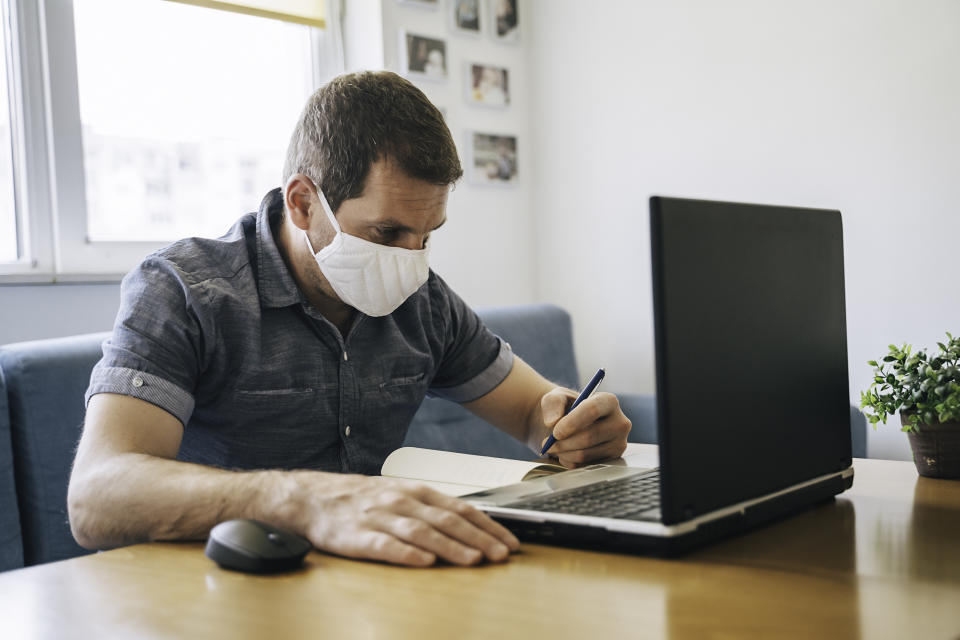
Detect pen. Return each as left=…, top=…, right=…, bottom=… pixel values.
left=540, top=368, right=606, bottom=457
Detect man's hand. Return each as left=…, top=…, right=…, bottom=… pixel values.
left=284, top=474, right=520, bottom=567
left=538, top=388, right=631, bottom=468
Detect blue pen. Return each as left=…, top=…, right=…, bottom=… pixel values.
left=540, top=368, right=606, bottom=457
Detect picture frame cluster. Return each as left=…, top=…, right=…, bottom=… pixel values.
left=398, top=0, right=519, bottom=186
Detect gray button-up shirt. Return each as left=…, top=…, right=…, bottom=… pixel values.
left=86, top=189, right=514, bottom=475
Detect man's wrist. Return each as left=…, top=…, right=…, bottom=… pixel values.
left=525, top=397, right=553, bottom=454
left=253, top=469, right=362, bottom=539
left=252, top=469, right=309, bottom=533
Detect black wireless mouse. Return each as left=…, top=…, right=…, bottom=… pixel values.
left=205, top=518, right=313, bottom=574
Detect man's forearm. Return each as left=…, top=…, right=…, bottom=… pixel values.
left=463, top=357, right=559, bottom=454
left=68, top=452, right=322, bottom=549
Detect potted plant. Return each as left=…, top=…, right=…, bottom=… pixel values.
left=860, top=333, right=960, bottom=478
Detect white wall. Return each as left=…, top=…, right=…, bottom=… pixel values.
left=0, top=284, right=120, bottom=344
left=529, top=0, right=960, bottom=460
left=346, top=0, right=537, bottom=306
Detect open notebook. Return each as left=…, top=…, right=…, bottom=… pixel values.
left=381, top=447, right=564, bottom=496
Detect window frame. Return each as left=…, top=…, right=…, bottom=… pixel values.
left=1, top=0, right=55, bottom=281
left=0, top=0, right=341, bottom=283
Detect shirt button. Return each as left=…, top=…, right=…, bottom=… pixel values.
left=345, top=426, right=352, bottom=437
left=132, top=375, right=144, bottom=388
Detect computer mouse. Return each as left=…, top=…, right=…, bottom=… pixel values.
left=205, top=518, right=312, bottom=574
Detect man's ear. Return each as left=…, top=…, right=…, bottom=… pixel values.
left=283, top=174, right=317, bottom=231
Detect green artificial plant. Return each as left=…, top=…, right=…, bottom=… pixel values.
left=860, top=332, right=960, bottom=432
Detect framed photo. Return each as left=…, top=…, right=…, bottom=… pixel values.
left=492, top=0, right=518, bottom=43
left=450, top=0, right=481, bottom=36
left=397, top=0, right=439, bottom=9
left=468, top=132, right=518, bottom=185
left=401, top=32, right=448, bottom=81
left=466, top=63, right=509, bottom=107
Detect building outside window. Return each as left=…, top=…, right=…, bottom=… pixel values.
left=74, top=0, right=316, bottom=243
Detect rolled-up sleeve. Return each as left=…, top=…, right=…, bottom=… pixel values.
left=426, top=275, right=515, bottom=403
left=85, top=256, right=204, bottom=426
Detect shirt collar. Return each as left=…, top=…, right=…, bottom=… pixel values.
left=256, top=188, right=305, bottom=309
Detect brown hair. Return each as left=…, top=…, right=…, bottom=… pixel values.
left=283, top=71, right=462, bottom=212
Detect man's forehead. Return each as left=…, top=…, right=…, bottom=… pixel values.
left=363, top=182, right=448, bottom=217
left=380, top=185, right=448, bottom=207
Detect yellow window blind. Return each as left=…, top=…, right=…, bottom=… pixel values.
left=163, top=0, right=325, bottom=28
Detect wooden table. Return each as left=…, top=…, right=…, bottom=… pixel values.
left=2, top=445, right=959, bottom=639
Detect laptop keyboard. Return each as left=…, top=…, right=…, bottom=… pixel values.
left=504, top=469, right=661, bottom=521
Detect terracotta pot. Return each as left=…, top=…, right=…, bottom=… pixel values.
left=901, top=412, right=960, bottom=478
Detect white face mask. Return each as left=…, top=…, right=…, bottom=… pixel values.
left=303, top=187, right=430, bottom=317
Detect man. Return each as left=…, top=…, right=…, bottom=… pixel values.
left=68, top=71, right=631, bottom=567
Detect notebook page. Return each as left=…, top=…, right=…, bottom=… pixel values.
left=381, top=447, right=564, bottom=493
left=384, top=476, right=490, bottom=497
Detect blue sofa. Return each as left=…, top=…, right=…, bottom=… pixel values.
left=0, top=303, right=867, bottom=572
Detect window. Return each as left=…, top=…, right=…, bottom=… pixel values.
left=74, top=0, right=315, bottom=243
left=0, top=8, right=17, bottom=263
left=1, top=0, right=340, bottom=280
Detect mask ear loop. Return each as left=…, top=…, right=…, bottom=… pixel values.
left=305, top=185, right=346, bottom=258
left=315, top=186, right=341, bottom=234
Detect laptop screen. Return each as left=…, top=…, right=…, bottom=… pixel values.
left=650, top=197, right=851, bottom=525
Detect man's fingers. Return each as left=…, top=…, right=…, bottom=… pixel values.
left=416, top=488, right=520, bottom=553
left=550, top=393, right=613, bottom=440
left=556, top=441, right=624, bottom=468
left=417, top=504, right=512, bottom=562
left=549, top=416, right=621, bottom=453
left=369, top=512, right=484, bottom=566
left=360, top=486, right=518, bottom=565
left=336, top=529, right=437, bottom=567
left=540, top=387, right=577, bottom=426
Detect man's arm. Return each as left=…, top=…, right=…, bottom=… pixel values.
left=68, top=393, right=519, bottom=566
left=462, top=357, right=631, bottom=467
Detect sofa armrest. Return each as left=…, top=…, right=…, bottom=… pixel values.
left=849, top=406, right=867, bottom=459
left=0, top=366, right=24, bottom=572
left=618, top=392, right=657, bottom=445
left=1, top=333, right=109, bottom=566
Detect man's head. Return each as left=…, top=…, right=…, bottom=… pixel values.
left=280, top=72, right=461, bottom=319
left=282, top=70, right=462, bottom=214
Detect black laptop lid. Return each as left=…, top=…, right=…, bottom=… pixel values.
left=650, top=197, right=852, bottom=525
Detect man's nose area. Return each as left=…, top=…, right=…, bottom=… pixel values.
left=396, top=232, right=429, bottom=251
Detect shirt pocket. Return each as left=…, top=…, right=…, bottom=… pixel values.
left=233, top=387, right=318, bottom=396
left=204, top=384, right=340, bottom=470
left=379, top=372, right=427, bottom=392
left=359, top=370, right=430, bottom=431
left=227, top=384, right=339, bottom=430
left=230, top=384, right=337, bottom=409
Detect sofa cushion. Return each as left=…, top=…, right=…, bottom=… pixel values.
left=0, top=333, right=110, bottom=566
left=404, top=304, right=581, bottom=460
left=0, top=367, right=24, bottom=571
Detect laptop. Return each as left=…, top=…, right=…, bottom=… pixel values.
left=463, top=196, right=854, bottom=555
